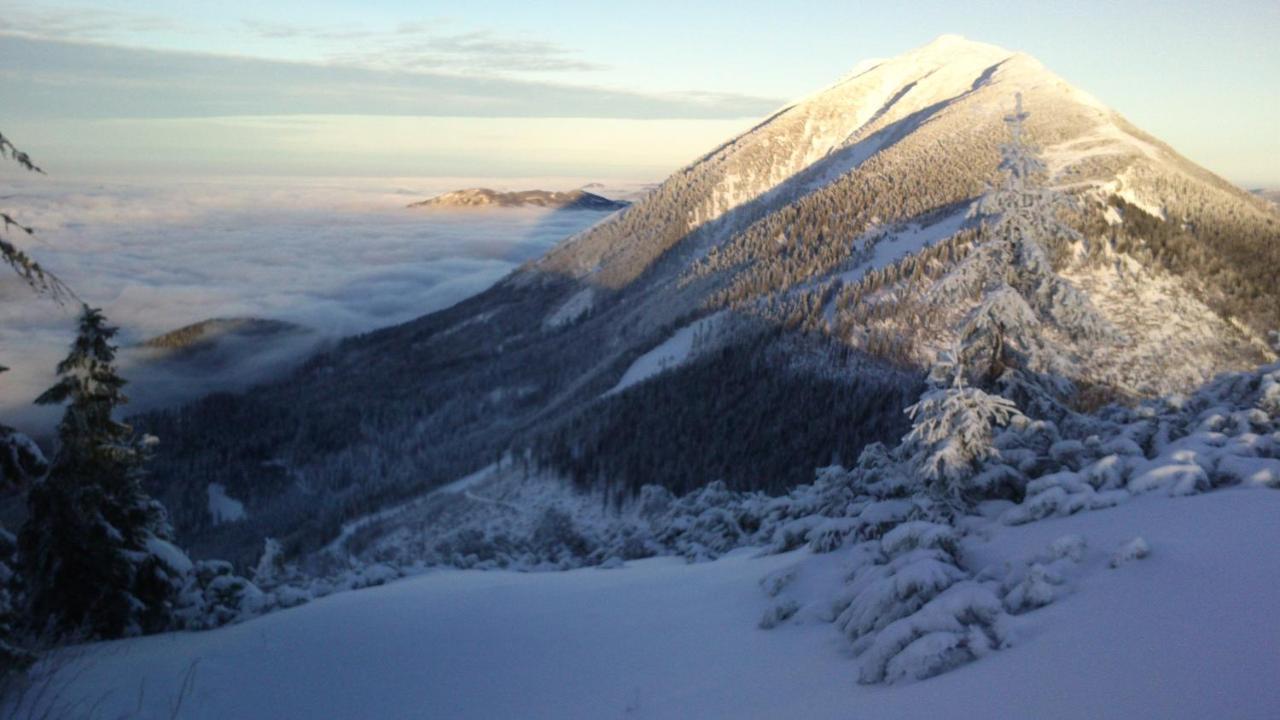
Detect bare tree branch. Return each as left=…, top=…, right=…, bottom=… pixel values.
left=0, top=132, right=77, bottom=305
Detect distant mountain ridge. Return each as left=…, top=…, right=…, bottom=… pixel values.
left=139, top=36, right=1280, bottom=564
left=139, top=318, right=308, bottom=354
left=119, top=317, right=326, bottom=419
left=408, top=188, right=629, bottom=210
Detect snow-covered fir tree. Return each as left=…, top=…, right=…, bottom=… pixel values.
left=19, top=307, right=188, bottom=639
left=934, top=94, right=1113, bottom=405
left=901, top=353, right=1024, bottom=514
left=956, top=285, right=1074, bottom=417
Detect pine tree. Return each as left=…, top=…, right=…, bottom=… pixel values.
left=1, top=418, right=46, bottom=676
left=0, top=526, right=33, bottom=677
left=19, top=307, right=186, bottom=639
left=933, top=94, right=1109, bottom=340
left=902, top=353, right=1023, bottom=513
left=0, top=132, right=60, bottom=677
left=927, top=94, right=1113, bottom=414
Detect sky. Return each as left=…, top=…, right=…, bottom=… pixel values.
left=2, top=0, right=1278, bottom=184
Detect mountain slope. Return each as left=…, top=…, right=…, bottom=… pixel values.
left=48, top=487, right=1280, bottom=719
left=138, top=36, right=1279, bottom=563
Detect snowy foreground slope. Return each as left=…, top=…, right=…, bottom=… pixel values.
left=49, top=488, right=1280, bottom=719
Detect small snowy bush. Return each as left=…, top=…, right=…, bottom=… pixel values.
left=1109, top=537, right=1150, bottom=568
left=175, top=560, right=265, bottom=630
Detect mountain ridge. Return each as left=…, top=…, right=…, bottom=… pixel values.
left=136, top=36, right=1280, bottom=564
left=408, top=188, right=629, bottom=211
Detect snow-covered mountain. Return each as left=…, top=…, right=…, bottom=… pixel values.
left=138, top=35, right=1278, bottom=568
left=529, top=34, right=1274, bottom=389
left=15, top=35, right=1279, bottom=716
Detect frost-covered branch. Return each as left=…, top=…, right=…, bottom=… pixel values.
left=0, top=132, right=75, bottom=306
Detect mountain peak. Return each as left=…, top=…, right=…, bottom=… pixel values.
left=906, top=33, right=1012, bottom=61
left=921, top=33, right=976, bottom=48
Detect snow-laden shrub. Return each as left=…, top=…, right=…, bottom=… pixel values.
left=1128, top=462, right=1209, bottom=497
left=175, top=560, right=265, bottom=631
left=758, top=600, right=800, bottom=629
left=1002, top=563, right=1063, bottom=613
left=879, top=521, right=959, bottom=557
left=766, top=516, right=824, bottom=554
left=902, top=362, right=1024, bottom=512
left=1216, top=455, right=1280, bottom=488
left=636, top=485, right=674, bottom=520
left=531, top=507, right=591, bottom=563
left=849, top=443, right=918, bottom=499
left=759, top=566, right=796, bottom=599
left=996, top=534, right=1089, bottom=615
left=833, top=521, right=967, bottom=640
left=1082, top=454, right=1130, bottom=490
left=805, top=515, right=1016, bottom=685
left=597, top=522, right=661, bottom=562
left=1002, top=472, right=1128, bottom=525
left=858, top=582, right=1010, bottom=684
left=835, top=546, right=971, bottom=645
left=806, top=518, right=863, bottom=553
left=1109, top=537, right=1150, bottom=568
left=1259, top=371, right=1280, bottom=416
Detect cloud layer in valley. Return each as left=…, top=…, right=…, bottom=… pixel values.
left=0, top=175, right=625, bottom=434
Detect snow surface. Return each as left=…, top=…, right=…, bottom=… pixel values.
left=1044, top=121, right=1164, bottom=179
left=323, top=464, right=501, bottom=556
left=206, top=483, right=247, bottom=525
left=606, top=311, right=726, bottom=395
left=51, top=488, right=1280, bottom=719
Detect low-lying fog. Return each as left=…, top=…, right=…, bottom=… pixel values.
left=0, top=175, right=639, bottom=436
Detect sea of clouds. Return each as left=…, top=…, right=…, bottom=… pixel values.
left=0, top=175, right=631, bottom=435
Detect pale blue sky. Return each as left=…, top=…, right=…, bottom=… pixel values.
left=2, top=0, right=1277, bottom=184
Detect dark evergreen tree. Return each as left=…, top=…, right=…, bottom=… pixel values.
left=0, top=130, right=67, bottom=679
left=0, top=513, right=34, bottom=677
left=19, top=307, right=186, bottom=639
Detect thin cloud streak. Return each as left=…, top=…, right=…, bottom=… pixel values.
left=2, top=35, right=779, bottom=121
left=241, top=20, right=607, bottom=74
left=0, top=5, right=182, bottom=41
